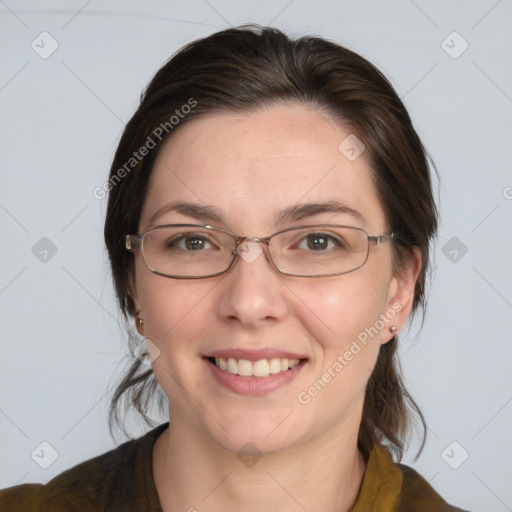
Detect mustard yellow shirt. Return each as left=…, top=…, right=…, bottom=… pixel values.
left=0, top=422, right=469, bottom=511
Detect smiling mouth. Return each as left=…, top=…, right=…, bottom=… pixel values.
left=206, top=357, right=307, bottom=378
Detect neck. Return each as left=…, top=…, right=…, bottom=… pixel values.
left=153, top=416, right=367, bottom=512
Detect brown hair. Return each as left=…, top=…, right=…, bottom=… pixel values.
left=104, top=24, right=438, bottom=461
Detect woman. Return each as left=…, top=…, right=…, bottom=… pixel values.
left=0, top=25, right=469, bottom=511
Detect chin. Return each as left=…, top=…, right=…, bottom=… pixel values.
left=197, top=406, right=308, bottom=456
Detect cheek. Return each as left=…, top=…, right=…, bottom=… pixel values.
left=136, top=270, right=211, bottom=349
left=138, top=279, right=213, bottom=399
left=286, top=274, right=388, bottom=352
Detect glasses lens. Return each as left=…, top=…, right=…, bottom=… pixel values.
left=142, top=226, right=235, bottom=277
left=270, top=226, right=369, bottom=276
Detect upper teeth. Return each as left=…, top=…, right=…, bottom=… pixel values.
left=214, top=357, right=300, bottom=377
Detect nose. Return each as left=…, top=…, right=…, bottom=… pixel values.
left=234, top=237, right=266, bottom=264
left=216, top=239, right=289, bottom=328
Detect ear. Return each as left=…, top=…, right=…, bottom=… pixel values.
left=127, top=271, right=144, bottom=336
left=382, top=247, right=422, bottom=343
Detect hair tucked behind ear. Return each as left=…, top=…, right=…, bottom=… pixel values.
left=358, top=336, right=426, bottom=462
left=107, top=325, right=168, bottom=440
left=104, top=24, right=438, bottom=459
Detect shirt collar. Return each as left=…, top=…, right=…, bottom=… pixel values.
left=349, top=443, right=403, bottom=512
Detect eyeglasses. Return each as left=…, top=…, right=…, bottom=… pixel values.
left=125, top=224, right=396, bottom=279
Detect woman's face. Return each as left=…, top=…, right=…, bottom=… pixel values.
left=132, top=104, right=418, bottom=454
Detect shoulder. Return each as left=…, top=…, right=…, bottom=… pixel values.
left=0, top=423, right=168, bottom=512
left=396, top=461, right=470, bottom=512
left=357, top=443, right=471, bottom=512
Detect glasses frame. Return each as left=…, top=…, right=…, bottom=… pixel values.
left=125, top=223, right=396, bottom=279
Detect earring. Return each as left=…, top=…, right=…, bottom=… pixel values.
left=390, top=325, right=397, bottom=333
left=137, top=317, right=144, bottom=327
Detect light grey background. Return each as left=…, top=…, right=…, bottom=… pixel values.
left=1, top=1, right=511, bottom=510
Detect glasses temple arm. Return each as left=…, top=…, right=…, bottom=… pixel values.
left=125, top=234, right=141, bottom=250
left=369, top=233, right=396, bottom=246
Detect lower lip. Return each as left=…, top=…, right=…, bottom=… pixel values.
left=205, top=358, right=307, bottom=396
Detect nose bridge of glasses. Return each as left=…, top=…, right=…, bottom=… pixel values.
left=234, top=237, right=270, bottom=265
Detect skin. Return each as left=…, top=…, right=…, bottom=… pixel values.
left=130, top=103, right=421, bottom=512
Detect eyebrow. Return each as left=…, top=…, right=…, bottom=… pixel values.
left=149, top=200, right=367, bottom=228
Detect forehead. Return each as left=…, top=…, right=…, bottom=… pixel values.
left=139, top=104, right=386, bottom=232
